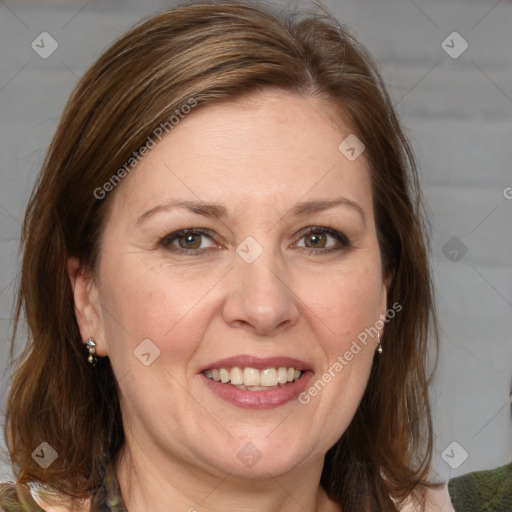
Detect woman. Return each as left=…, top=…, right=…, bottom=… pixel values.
left=1, top=1, right=454, bottom=510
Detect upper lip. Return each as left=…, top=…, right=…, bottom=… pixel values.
left=200, top=355, right=312, bottom=372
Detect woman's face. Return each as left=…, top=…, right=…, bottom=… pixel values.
left=73, top=90, right=389, bottom=479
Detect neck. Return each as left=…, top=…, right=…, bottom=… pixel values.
left=114, top=442, right=340, bottom=512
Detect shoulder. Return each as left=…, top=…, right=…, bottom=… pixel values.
left=448, top=461, right=512, bottom=511
left=395, top=482, right=455, bottom=512
left=0, top=481, right=91, bottom=512
left=0, top=481, right=45, bottom=511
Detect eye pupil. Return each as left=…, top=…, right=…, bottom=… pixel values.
left=179, top=234, right=201, bottom=249
left=306, top=233, right=326, bottom=248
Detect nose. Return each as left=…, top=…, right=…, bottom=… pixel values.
left=221, top=242, right=300, bottom=337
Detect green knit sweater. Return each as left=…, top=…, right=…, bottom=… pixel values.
left=448, top=461, right=512, bottom=512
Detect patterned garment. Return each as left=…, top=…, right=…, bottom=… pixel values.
left=448, top=461, right=512, bottom=512
left=1, top=469, right=457, bottom=511
left=0, top=468, right=127, bottom=512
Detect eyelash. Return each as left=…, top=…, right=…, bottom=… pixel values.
left=159, top=226, right=351, bottom=256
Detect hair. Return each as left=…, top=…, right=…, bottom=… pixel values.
left=4, top=1, right=439, bottom=510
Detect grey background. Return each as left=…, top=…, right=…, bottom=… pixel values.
left=1, top=0, right=511, bottom=484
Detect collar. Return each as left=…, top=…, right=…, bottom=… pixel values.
left=90, top=469, right=127, bottom=512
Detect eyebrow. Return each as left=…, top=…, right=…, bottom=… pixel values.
left=290, top=198, right=366, bottom=225
left=137, top=200, right=228, bottom=225
left=136, top=197, right=366, bottom=225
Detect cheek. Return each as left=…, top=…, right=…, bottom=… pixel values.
left=299, top=261, right=384, bottom=345
left=296, top=262, right=382, bottom=410
left=97, top=255, right=211, bottom=361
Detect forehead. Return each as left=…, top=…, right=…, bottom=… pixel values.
left=109, top=90, right=373, bottom=222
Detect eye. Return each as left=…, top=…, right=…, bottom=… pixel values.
left=160, top=228, right=219, bottom=254
left=294, top=226, right=350, bottom=254
left=159, top=226, right=350, bottom=256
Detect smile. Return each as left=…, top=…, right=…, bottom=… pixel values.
left=203, top=366, right=303, bottom=390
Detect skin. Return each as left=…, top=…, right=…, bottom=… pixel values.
left=68, top=89, right=389, bottom=512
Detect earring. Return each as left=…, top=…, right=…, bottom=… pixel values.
left=84, top=337, right=97, bottom=366
left=376, top=332, right=383, bottom=354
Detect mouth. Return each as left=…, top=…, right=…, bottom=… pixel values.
left=202, top=366, right=303, bottom=391
left=199, top=355, right=313, bottom=409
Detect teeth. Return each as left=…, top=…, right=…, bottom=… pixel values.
left=243, top=367, right=260, bottom=386
left=230, top=367, right=243, bottom=385
left=219, top=368, right=229, bottom=384
left=204, top=366, right=303, bottom=388
left=260, top=368, right=277, bottom=386
left=277, top=367, right=288, bottom=384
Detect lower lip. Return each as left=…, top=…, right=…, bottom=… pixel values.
left=200, top=371, right=314, bottom=409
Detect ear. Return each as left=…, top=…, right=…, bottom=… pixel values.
left=383, top=269, right=394, bottom=296
left=67, top=256, right=107, bottom=357
left=379, top=269, right=395, bottom=331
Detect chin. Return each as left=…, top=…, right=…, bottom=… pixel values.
left=195, top=436, right=313, bottom=479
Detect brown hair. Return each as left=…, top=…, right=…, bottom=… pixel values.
left=4, top=1, right=439, bottom=510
